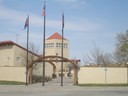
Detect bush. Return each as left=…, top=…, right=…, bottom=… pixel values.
left=52, top=74, right=57, bottom=79
left=58, top=73, right=64, bottom=77
left=45, top=76, right=52, bottom=82
left=32, top=75, right=52, bottom=83
left=32, top=75, right=42, bottom=83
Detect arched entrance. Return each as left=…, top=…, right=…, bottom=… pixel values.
left=28, top=55, right=80, bottom=85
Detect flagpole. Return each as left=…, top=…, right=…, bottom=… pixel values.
left=42, top=0, right=46, bottom=86
left=26, top=15, right=29, bottom=86
left=61, top=12, right=64, bottom=86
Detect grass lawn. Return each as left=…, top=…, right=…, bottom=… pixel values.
left=76, top=84, right=128, bottom=87
left=0, top=81, right=25, bottom=85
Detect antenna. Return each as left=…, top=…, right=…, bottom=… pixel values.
left=16, top=34, right=19, bottom=44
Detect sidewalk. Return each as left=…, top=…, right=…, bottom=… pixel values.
left=0, top=77, right=128, bottom=96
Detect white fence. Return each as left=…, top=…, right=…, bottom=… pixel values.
left=78, top=67, right=127, bottom=84
left=0, top=67, right=26, bottom=82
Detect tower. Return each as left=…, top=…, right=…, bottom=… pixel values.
left=45, top=32, right=69, bottom=76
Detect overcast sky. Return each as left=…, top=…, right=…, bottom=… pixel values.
left=0, top=0, right=128, bottom=63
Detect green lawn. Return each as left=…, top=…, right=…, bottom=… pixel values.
left=76, top=84, right=128, bottom=87
left=0, top=81, right=25, bottom=85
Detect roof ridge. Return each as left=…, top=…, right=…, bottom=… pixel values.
left=0, top=40, right=40, bottom=57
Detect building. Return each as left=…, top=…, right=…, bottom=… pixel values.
left=0, top=32, right=70, bottom=82
left=45, top=32, right=69, bottom=76
left=0, top=41, right=53, bottom=82
left=0, top=41, right=40, bottom=67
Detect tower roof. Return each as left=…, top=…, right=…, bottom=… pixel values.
left=47, top=32, right=67, bottom=40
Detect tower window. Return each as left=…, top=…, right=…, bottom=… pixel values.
left=56, top=43, right=58, bottom=47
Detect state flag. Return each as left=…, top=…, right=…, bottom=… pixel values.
left=24, top=16, right=29, bottom=30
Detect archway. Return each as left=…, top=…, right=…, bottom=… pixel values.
left=28, top=55, right=80, bottom=85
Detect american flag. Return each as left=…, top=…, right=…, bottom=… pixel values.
left=42, top=1, right=46, bottom=16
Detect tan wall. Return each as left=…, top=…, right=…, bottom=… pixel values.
left=0, top=45, right=14, bottom=66
left=0, top=67, right=26, bottom=82
left=13, top=45, right=26, bottom=66
left=33, top=62, right=53, bottom=78
left=45, top=62, right=54, bottom=77
left=78, top=67, right=127, bottom=84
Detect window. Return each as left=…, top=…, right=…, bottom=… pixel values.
left=16, top=57, right=21, bottom=62
left=56, top=53, right=58, bottom=56
left=59, top=43, right=62, bottom=48
left=6, top=57, right=10, bottom=62
left=56, top=43, right=58, bottom=47
left=7, top=57, right=10, bottom=60
left=45, top=43, right=54, bottom=48
left=52, top=43, right=54, bottom=47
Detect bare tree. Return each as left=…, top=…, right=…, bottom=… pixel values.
left=83, top=54, right=92, bottom=65
left=21, top=42, right=40, bottom=69
left=91, top=44, right=103, bottom=66
left=114, top=30, right=128, bottom=65
left=83, top=43, right=113, bottom=67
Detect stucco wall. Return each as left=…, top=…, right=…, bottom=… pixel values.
left=78, top=67, right=127, bottom=84
left=0, top=67, right=26, bottom=82
left=0, top=45, right=14, bottom=66
left=13, top=45, right=26, bottom=66
left=33, top=62, right=53, bottom=78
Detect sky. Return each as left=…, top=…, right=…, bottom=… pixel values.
left=0, top=0, right=128, bottom=64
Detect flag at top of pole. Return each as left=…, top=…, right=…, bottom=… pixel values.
left=42, top=0, right=46, bottom=16
left=23, top=15, right=29, bottom=30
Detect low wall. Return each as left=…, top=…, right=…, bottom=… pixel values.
left=33, top=62, right=53, bottom=78
left=0, top=67, right=26, bottom=82
left=78, top=67, right=127, bottom=84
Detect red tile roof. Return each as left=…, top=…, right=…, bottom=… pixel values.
left=0, top=41, right=40, bottom=57
left=47, top=32, right=67, bottom=40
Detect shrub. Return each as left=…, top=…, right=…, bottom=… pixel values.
left=52, top=74, right=57, bottom=79
left=32, top=75, right=52, bottom=83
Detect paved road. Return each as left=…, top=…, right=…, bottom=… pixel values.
left=0, top=77, right=128, bottom=96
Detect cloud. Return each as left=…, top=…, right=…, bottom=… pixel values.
left=0, top=6, right=26, bottom=23
left=53, top=0, right=78, bottom=3
left=53, top=0, right=86, bottom=4
left=0, top=4, right=101, bottom=32
left=53, top=0, right=87, bottom=8
left=0, top=0, right=102, bottom=36
left=65, top=18, right=102, bottom=32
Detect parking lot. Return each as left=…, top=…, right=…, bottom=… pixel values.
left=0, top=84, right=128, bottom=96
